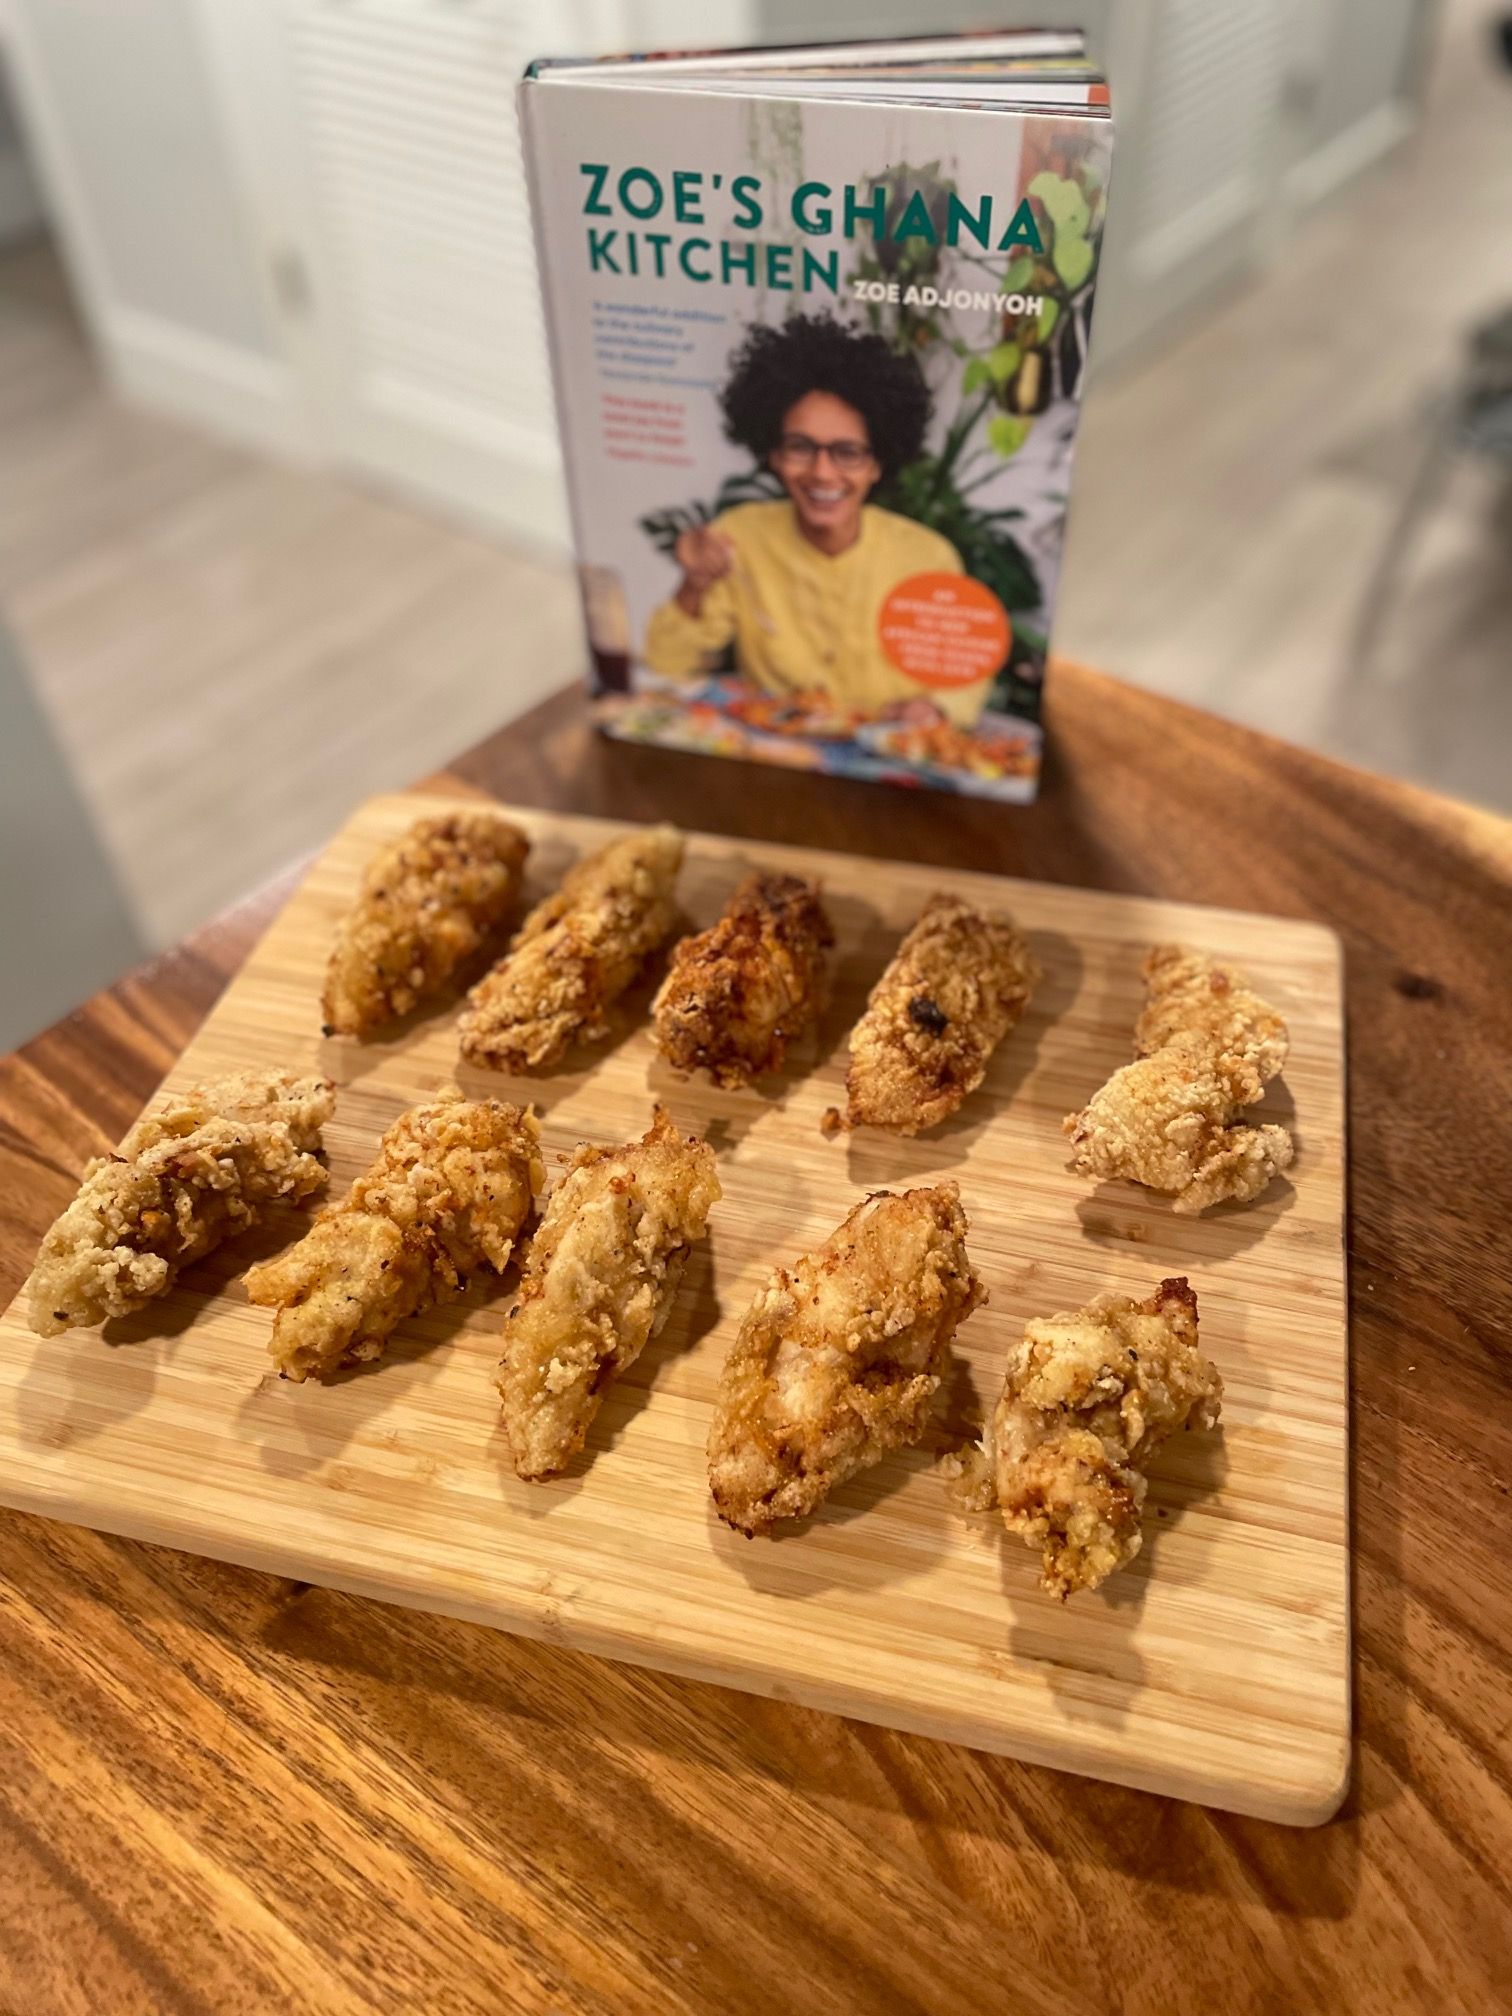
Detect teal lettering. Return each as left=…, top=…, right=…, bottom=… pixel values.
left=672, top=170, right=704, bottom=224
left=645, top=232, right=672, bottom=277
left=792, top=181, right=832, bottom=234
left=946, top=192, right=991, bottom=249
left=893, top=190, right=938, bottom=244
left=587, top=227, right=620, bottom=273
left=802, top=247, right=839, bottom=294
left=617, top=167, right=663, bottom=219
left=843, top=182, right=888, bottom=240
left=721, top=239, right=757, bottom=284
left=731, top=175, right=763, bottom=230
left=679, top=237, right=712, bottom=282
left=998, top=198, right=1045, bottom=251
left=767, top=244, right=793, bottom=291
left=579, top=163, right=611, bottom=216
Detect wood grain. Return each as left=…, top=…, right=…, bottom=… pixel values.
left=1, top=664, right=1508, bottom=2015
left=0, top=792, right=1349, bottom=1825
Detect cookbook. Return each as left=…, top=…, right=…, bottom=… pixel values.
left=520, top=31, right=1114, bottom=802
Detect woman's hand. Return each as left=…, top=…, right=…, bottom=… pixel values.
left=673, top=524, right=735, bottom=616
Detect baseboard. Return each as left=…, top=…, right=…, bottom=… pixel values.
left=1286, top=101, right=1415, bottom=213
left=102, top=308, right=313, bottom=463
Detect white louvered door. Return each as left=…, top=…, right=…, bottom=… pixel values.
left=1094, top=0, right=1288, bottom=360
left=201, top=0, right=637, bottom=548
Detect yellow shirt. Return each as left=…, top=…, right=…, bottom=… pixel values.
left=642, top=500, right=988, bottom=727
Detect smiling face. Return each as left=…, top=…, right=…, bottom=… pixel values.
left=769, top=390, right=881, bottom=552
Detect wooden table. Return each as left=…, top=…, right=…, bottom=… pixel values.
left=2, top=662, right=1508, bottom=2016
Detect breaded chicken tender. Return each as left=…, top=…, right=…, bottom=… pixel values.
left=246, top=1091, right=542, bottom=1382
left=709, top=1184, right=984, bottom=1535
left=458, top=825, right=684, bottom=1072
left=28, top=1069, right=334, bottom=1337
left=1064, top=945, right=1293, bottom=1214
left=951, top=1277, right=1222, bottom=1598
left=497, top=1107, right=720, bottom=1479
left=832, top=894, right=1040, bottom=1136
left=652, top=871, right=833, bottom=1088
left=322, top=810, right=529, bottom=1037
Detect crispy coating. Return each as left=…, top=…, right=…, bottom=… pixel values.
left=709, top=1184, right=984, bottom=1535
left=835, top=894, right=1040, bottom=1136
left=652, top=871, right=834, bottom=1088
left=246, top=1091, right=542, bottom=1382
left=1064, top=945, right=1293, bottom=1214
left=322, top=811, right=530, bottom=1037
left=458, top=825, right=684, bottom=1072
left=952, top=1277, right=1222, bottom=1598
left=28, top=1069, right=334, bottom=1337
left=497, top=1107, right=720, bottom=1479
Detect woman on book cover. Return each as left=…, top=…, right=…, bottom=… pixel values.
left=643, top=315, right=990, bottom=728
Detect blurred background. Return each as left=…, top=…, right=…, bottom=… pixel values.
left=1, top=0, right=1509, bottom=1050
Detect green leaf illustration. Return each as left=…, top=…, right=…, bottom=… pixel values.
left=986, top=340, right=1022, bottom=384
left=962, top=357, right=992, bottom=394
left=1003, top=254, right=1039, bottom=294
left=1027, top=171, right=1089, bottom=239
left=1037, top=298, right=1061, bottom=341
left=987, top=412, right=1031, bottom=458
left=1053, top=230, right=1094, bottom=290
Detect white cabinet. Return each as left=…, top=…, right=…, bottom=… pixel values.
left=199, top=0, right=606, bottom=546
left=2, top=0, right=1429, bottom=539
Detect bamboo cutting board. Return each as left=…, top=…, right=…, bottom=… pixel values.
left=0, top=795, right=1349, bottom=1823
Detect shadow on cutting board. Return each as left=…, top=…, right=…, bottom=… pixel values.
left=502, top=1235, right=725, bottom=1516
left=836, top=926, right=1083, bottom=1182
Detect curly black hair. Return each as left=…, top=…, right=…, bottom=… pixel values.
left=718, top=313, right=931, bottom=486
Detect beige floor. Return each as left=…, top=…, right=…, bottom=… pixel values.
left=0, top=248, right=581, bottom=951
left=1, top=1, right=1509, bottom=967
left=1054, top=0, right=1512, bottom=810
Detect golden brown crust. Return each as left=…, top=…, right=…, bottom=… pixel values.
left=840, top=895, right=1040, bottom=1135
left=958, top=1275, right=1222, bottom=1598
left=322, top=812, right=530, bottom=1036
left=27, top=1069, right=335, bottom=1336
left=1064, top=945, right=1293, bottom=1214
left=708, top=1184, right=984, bottom=1535
left=496, top=1107, right=720, bottom=1479
left=245, top=1091, right=542, bottom=1382
left=652, top=872, right=833, bottom=1088
left=458, top=826, right=684, bottom=1072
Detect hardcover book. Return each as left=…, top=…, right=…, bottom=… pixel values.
left=520, top=31, right=1114, bottom=802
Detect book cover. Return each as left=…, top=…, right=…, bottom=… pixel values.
left=521, top=44, right=1113, bottom=802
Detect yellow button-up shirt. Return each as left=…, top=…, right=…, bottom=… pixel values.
left=642, top=500, right=989, bottom=726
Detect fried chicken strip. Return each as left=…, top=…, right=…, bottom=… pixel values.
left=833, top=894, right=1040, bottom=1136
left=497, top=1107, right=720, bottom=1479
left=458, top=825, right=684, bottom=1072
left=28, top=1069, right=334, bottom=1337
left=951, top=1277, right=1222, bottom=1598
left=1064, top=945, right=1293, bottom=1214
left=322, top=810, right=530, bottom=1037
left=246, top=1091, right=542, bottom=1382
left=709, top=1184, right=984, bottom=1535
left=652, top=871, right=833, bottom=1088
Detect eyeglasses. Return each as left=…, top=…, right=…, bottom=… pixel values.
left=773, top=433, right=875, bottom=471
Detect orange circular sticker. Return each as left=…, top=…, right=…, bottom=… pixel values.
left=878, top=572, right=1011, bottom=690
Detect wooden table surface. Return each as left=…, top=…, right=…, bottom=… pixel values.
left=2, top=662, right=1508, bottom=2016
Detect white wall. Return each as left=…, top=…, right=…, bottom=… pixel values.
left=10, top=0, right=270, bottom=352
